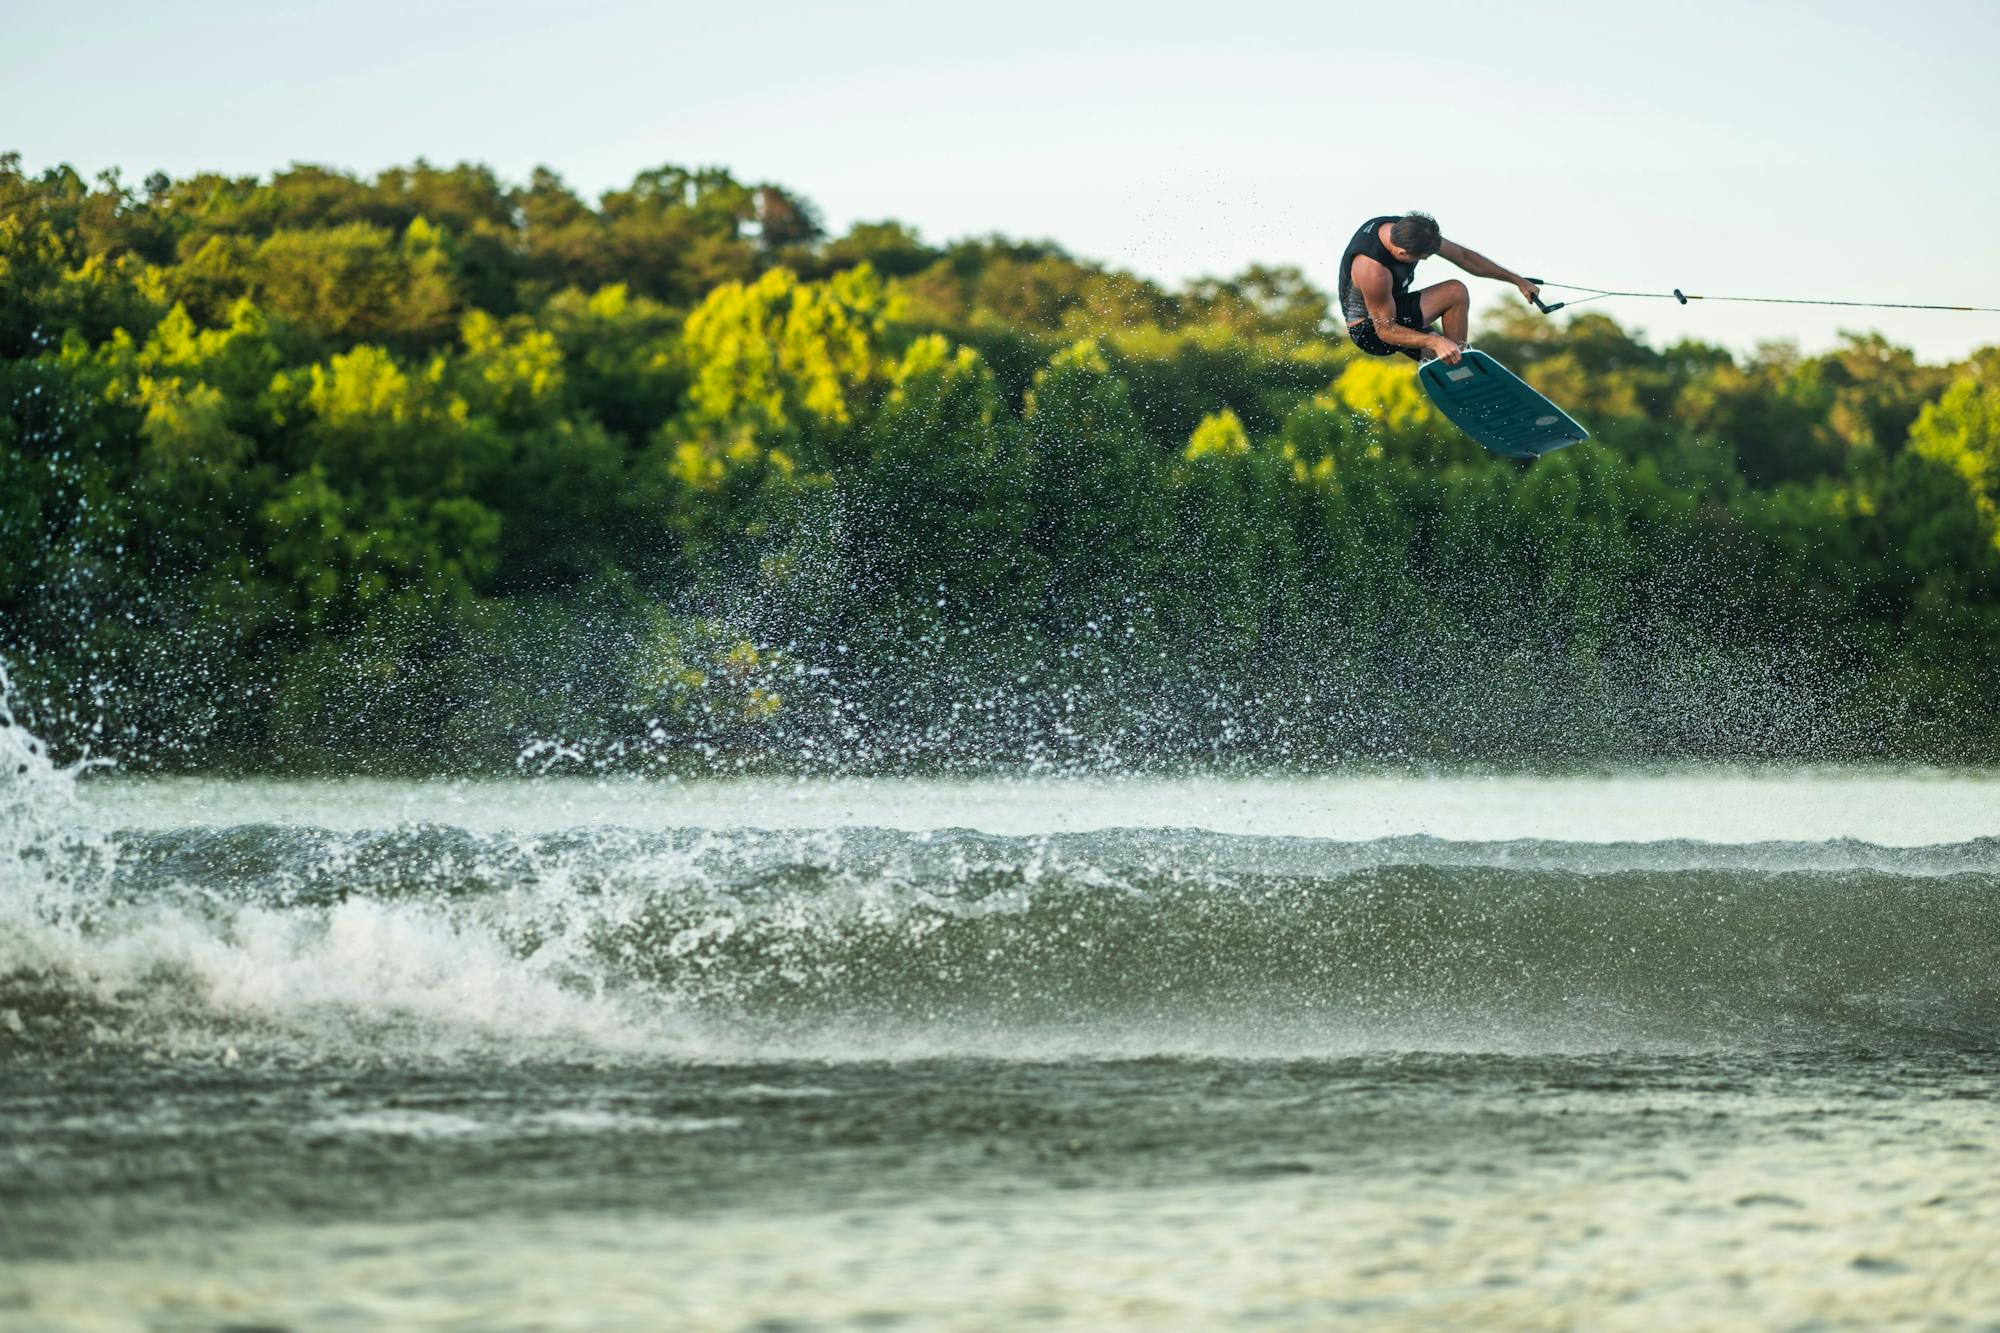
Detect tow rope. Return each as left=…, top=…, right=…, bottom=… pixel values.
left=1522, top=280, right=2000, bottom=317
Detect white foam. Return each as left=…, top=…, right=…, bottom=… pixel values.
left=306, top=1109, right=740, bottom=1139
left=1, top=890, right=669, bottom=1058
left=77, top=770, right=2000, bottom=846
left=311, top=1110, right=489, bottom=1138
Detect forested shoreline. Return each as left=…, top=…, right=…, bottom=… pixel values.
left=3, top=154, right=1998, bottom=771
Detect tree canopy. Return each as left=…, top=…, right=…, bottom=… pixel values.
left=3, top=152, right=1996, bottom=769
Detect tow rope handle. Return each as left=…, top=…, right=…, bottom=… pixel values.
left=1521, top=280, right=1689, bottom=314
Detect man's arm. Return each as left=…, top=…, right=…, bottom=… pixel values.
left=1436, top=239, right=1540, bottom=304
left=1352, top=256, right=1456, bottom=361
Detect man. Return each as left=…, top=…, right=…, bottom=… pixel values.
left=1340, top=212, right=1541, bottom=366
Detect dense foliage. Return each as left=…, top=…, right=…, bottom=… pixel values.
left=3, top=154, right=1997, bottom=769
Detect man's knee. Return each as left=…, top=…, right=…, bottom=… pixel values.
left=1419, top=280, right=1468, bottom=325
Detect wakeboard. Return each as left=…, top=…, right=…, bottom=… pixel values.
left=1417, top=349, right=1587, bottom=460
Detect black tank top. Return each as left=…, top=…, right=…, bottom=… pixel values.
left=1339, top=216, right=1416, bottom=326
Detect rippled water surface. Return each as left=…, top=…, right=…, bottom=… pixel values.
left=5, top=764, right=1999, bottom=1328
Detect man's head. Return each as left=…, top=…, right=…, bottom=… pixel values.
left=1386, top=212, right=1441, bottom=263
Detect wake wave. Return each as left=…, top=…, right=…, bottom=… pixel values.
left=6, top=819, right=1998, bottom=1060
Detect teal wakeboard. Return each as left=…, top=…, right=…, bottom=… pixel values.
left=1418, top=350, right=1587, bottom=460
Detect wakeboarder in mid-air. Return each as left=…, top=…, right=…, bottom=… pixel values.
left=1341, top=212, right=1588, bottom=461
left=1340, top=213, right=1542, bottom=366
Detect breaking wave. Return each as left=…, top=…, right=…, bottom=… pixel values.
left=4, top=657, right=1995, bottom=1060
left=6, top=807, right=1998, bottom=1059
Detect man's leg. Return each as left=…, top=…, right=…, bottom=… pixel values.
left=1417, top=280, right=1470, bottom=344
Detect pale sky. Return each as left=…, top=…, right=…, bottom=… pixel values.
left=6, top=0, right=1998, bottom=360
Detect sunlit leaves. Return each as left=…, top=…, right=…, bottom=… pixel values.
left=1909, top=357, right=2000, bottom=553
left=1330, top=357, right=1434, bottom=437
left=1185, top=408, right=1250, bottom=461
left=457, top=310, right=565, bottom=427
left=680, top=265, right=893, bottom=434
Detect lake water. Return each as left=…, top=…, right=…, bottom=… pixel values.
left=4, top=760, right=1998, bottom=1328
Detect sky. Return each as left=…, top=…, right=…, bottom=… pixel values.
left=6, top=0, right=1999, bottom=360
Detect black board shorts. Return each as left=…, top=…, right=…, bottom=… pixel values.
left=1346, top=289, right=1432, bottom=361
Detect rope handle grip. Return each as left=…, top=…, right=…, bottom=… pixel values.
left=1523, top=279, right=1566, bottom=316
